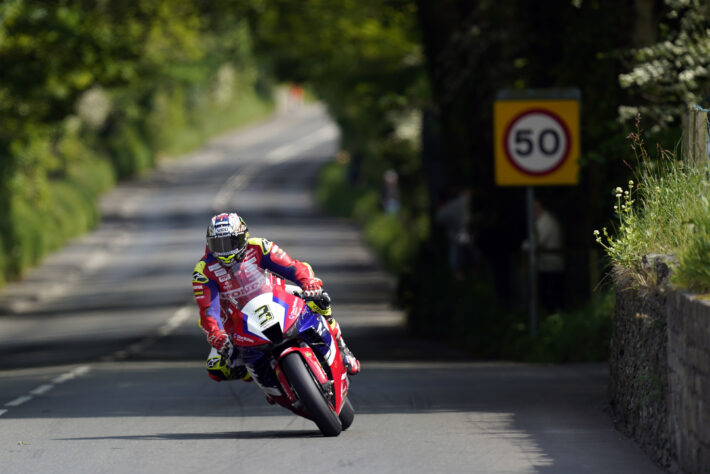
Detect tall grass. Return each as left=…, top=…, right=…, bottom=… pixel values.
left=595, top=118, right=710, bottom=292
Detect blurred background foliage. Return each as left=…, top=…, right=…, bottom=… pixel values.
left=252, top=0, right=708, bottom=361
left=1, top=0, right=708, bottom=361
left=0, top=0, right=273, bottom=282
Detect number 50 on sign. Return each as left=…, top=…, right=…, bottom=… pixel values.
left=494, top=97, right=580, bottom=186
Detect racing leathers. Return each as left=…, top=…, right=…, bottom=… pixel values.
left=191, top=237, right=359, bottom=381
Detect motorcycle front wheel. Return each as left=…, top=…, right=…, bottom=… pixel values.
left=339, top=397, right=355, bottom=430
left=281, top=352, right=342, bottom=437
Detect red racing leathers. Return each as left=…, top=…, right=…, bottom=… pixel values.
left=192, top=237, right=317, bottom=344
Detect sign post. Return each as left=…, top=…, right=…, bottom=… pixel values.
left=494, top=89, right=580, bottom=336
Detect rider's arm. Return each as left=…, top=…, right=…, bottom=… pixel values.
left=249, top=237, right=316, bottom=286
left=192, top=261, right=224, bottom=336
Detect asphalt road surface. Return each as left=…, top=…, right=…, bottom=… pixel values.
left=0, top=105, right=662, bottom=473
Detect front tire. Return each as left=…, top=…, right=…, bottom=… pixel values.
left=281, top=352, right=342, bottom=437
left=339, top=398, right=355, bottom=430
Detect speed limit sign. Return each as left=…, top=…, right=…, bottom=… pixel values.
left=494, top=93, right=580, bottom=185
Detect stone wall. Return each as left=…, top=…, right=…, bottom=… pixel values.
left=610, top=262, right=710, bottom=473
left=667, top=292, right=710, bottom=473
left=609, top=285, right=674, bottom=468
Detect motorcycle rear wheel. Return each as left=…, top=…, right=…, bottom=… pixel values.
left=281, top=352, right=342, bottom=437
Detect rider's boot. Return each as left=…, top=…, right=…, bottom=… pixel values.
left=329, top=318, right=361, bottom=376
left=206, top=348, right=252, bottom=382
left=307, top=294, right=361, bottom=376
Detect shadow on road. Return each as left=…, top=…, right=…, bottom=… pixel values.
left=58, top=430, right=322, bottom=441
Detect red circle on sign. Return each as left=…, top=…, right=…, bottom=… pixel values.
left=503, top=109, right=571, bottom=176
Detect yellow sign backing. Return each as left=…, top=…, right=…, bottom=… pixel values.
left=494, top=98, right=580, bottom=186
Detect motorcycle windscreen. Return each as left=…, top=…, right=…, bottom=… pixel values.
left=228, top=260, right=272, bottom=310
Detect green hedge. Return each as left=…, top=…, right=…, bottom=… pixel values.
left=0, top=2, right=275, bottom=285
left=316, top=158, right=426, bottom=275
left=0, top=81, right=273, bottom=285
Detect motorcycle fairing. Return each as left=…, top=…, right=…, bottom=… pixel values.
left=278, top=346, right=329, bottom=384
left=298, top=307, right=337, bottom=366
left=232, top=286, right=304, bottom=347
left=288, top=310, right=348, bottom=411
left=242, top=349, right=282, bottom=396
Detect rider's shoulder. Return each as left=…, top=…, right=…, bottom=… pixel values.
left=192, top=260, right=211, bottom=284
left=247, top=237, right=273, bottom=254
left=194, top=254, right=220, bottom=274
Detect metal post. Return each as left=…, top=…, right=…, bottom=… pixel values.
left=526, top=187, right=538, bottom=337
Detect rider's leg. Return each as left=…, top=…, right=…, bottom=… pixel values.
left=306, top=301, right=360, bottom=375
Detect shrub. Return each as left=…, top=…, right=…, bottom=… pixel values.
left=523, top=291, right=614, bottom=362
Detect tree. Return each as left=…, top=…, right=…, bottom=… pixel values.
left=619, top=0, right=710, bottom=130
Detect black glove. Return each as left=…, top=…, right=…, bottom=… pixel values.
left=313, top=291, right=331, bottom=310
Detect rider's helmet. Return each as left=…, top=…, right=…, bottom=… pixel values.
left=206, top=212, right=249, bottom=267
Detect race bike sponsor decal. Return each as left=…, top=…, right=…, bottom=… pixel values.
left=220, top=279, right=264, bottom=304
left=234, top=333, right=259, bottom=344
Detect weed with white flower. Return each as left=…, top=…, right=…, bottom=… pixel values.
left=594, top=116, right=710, bottom=292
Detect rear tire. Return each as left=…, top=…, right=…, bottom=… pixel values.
left=339, top=398, right=355, bottom=431
left=281, top=352, right=342, bottom=437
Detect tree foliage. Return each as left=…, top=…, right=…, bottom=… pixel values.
left=249, top=0, right=425, bottom=166
left=0, top=0, right=270, bottom=282
left=619, top=0, right=710, bottom=129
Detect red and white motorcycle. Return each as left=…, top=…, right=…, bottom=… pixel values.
left=225, top=259, right=354, bottom=437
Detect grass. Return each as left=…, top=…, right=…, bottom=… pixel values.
left=595, top=117, right=710, bottom=293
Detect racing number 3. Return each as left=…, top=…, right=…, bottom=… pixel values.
left=255, top=304, right=275, bottom=327
left=514, top=129, right=560, bottom=157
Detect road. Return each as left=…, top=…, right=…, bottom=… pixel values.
left=0, top=105, right=662, bottom=473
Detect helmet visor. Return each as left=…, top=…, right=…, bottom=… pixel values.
left=208, top=233, right=247, bottom=256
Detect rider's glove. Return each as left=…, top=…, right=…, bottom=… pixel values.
left=302, top=277, right=323, bottom=298
left=207, top=330, right=233, bottom=357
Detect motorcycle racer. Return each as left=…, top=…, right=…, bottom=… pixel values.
left=192, top=212, right=360, bottom=382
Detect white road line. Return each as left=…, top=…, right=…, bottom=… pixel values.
left=5, top=396, right=33, bottom=407
left=108, top=305, right=192, bottom=360
left=2, top=366, right=91, bottom=416
left=266, top=125, right=338, bottom=164
left=212, top=124, right=338, bottom=210
left=212, top=163, right=259, bottom=210
left=29, top=384, right=54, bottom=396
left=51, top=373, right=75, bottom=384
left=0, top=305, right=190, bottom=417
left=52, top=365, right=91, bottom=384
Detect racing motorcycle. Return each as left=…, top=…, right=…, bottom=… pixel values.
left=225, top=259, right=354, bottom=437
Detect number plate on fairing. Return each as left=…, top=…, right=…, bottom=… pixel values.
left=242, top=293, right=286, bottom=340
